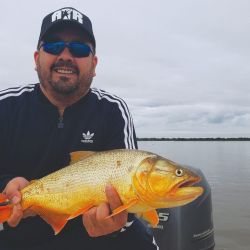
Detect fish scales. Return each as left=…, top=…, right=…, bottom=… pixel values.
left=21, top=150, right=152, bottom=213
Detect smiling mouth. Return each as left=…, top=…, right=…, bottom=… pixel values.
left=53, top=67, right=78, bottom=75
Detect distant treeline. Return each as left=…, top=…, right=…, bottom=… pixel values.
left=137, top=137, right=250, bottom=141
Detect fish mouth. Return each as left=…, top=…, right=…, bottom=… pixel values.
left=177, top=176, right=201, bottom=189
left=171, top=176, right=204, bottom=201
left=170, top=176, right=203, bottom=199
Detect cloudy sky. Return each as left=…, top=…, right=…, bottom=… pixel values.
left=1, top=0, right=250, bottom=138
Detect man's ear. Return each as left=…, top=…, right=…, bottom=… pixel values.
left=92, top=56, right=98, bottom=77
left=34, top=51, right=39, bottom=71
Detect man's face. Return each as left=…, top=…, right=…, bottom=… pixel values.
left=34, top=25, right=97, bottom=97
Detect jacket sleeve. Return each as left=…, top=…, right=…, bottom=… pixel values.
left=0, top=102, right=14, bottom=191
left=103, top=100, right=138, bottom=150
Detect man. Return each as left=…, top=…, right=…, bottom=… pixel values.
left=0, top=7, right=157, bottom=250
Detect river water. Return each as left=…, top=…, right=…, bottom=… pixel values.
left=138, top=141, right=250, bottom=250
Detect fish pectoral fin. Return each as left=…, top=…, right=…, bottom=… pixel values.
left=139, top=209, right=159, bottom=228
left=70, top=151, right=96, bottom=164
left=106, top=199, right=139, bottom=219
left=68, top=204, right=94, bottom=220
left=30, top=206, right=69, bottom=235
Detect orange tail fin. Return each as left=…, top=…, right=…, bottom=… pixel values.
left=0, top=193, right=12, bottom=223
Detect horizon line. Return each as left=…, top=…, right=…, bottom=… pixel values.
left=137, top=137, right=250, bottom=141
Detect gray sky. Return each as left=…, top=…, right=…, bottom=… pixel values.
left=1, top=0, right=250, bottom=138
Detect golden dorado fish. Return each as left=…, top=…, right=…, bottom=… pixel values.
left=0, top=149, right=203, bottom=234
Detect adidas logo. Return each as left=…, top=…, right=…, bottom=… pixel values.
left=81, top=131, right=94, bottom=143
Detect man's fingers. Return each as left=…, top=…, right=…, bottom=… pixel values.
left=4, top=177, right=29, bottom=199
left=4, top=184, right=21, bottom=199
left=12, top=195, right=21, bottom=205
left=3, top=177, right=30, bottom=227
left=83, top=204, right=119, bottom=237
left=7, top=204, right=23, bottom=227
left=7, top=195, right=23, bottom=227
left=105, top=184, right=127, bottom=227
left=83, top=207, right=98, bottom=236
left=82, top=185, right=128, bottom=237
left=105, top=184, right=123, bottom=211
left=96, top=202, right=110, bottom=221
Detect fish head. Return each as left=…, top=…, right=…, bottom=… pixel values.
left=133, top=155, right=204, bottom=208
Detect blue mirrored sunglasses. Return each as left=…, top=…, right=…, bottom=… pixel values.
left=40, top=41, right=93, bottom=58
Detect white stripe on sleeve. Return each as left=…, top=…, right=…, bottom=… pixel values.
left=91, top=88, right=136, bottom=149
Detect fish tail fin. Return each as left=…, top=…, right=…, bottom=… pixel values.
left=0, top=193, right=12, bottom=223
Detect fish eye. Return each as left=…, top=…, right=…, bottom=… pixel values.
left=175, top=169, right=184, bottom=177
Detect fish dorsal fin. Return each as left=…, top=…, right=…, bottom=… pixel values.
left=70, top=151, right=96, bottom=164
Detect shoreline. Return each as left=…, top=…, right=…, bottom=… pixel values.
left=137, top=137, right=250, bottom=141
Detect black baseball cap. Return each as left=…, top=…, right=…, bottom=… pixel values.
left=37, top=7, right=96, bottom=49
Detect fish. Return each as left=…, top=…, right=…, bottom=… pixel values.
left=0, top=149, right=203, bottom=235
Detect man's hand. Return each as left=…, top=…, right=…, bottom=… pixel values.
left=82, top=184, right=127, bottom=237
left=3, top=177, right=35, bottom=227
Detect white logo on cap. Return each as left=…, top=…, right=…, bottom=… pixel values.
left=51, top=8, right=83, bottom=24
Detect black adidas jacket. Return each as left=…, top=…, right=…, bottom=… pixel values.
left=0, top=84, right=157, bottom=250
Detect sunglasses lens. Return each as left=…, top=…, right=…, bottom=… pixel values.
left=69, top=42, right=92, bottom=58
left=43, top=42, right=65, bottom=55
left=42, top=42, right=92, bottom=57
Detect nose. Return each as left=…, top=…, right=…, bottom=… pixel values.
left=57, top=46, right=74, bottom=60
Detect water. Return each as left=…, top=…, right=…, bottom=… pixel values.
left=138, top=141, right=250, bottom=250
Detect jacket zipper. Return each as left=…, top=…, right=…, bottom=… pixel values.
left=58, top=115, right=64, bottom=128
